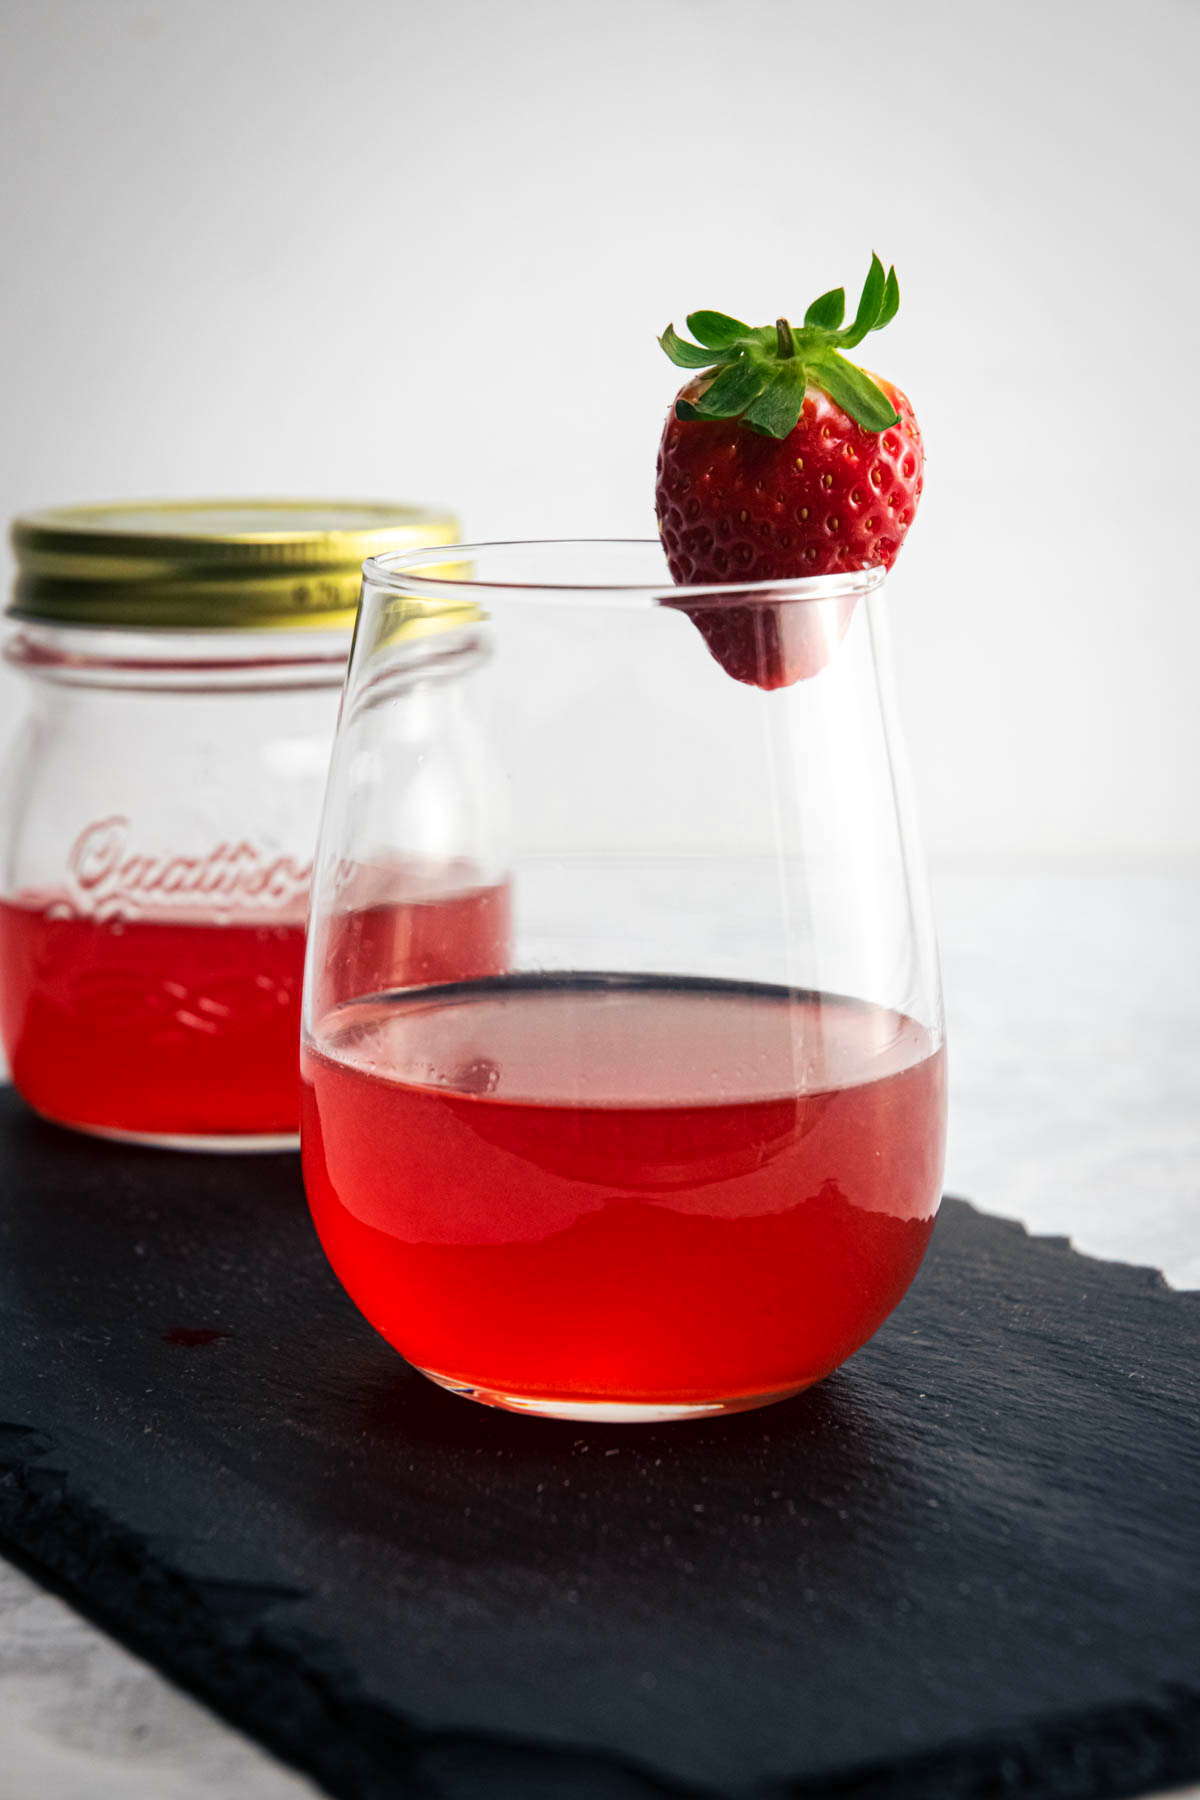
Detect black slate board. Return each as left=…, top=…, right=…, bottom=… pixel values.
left=0, top=1090, right=1196, bottom=1800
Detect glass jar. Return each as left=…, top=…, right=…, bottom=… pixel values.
left=0, top=499, right=457, bottom=1151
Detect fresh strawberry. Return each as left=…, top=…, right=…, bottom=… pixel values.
left=655, top=256, right=923, bottom=688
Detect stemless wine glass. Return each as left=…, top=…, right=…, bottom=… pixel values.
left=301, top=541, right=945, bottom=1423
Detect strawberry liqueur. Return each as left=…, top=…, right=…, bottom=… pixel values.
left=0, top=901, right=308, bottom=1142
left=302, top=976, right=945, bottom=1415
left=1, top=877, right=509, bottom=1145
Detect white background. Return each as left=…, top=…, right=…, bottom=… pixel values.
left=1, top=0, right=1197, bottom=864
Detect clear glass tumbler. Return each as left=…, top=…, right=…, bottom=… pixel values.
left=301, top=541, right=946, bottom=1422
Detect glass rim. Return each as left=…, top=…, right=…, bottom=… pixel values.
left=361, top=538, right=887, bottom=609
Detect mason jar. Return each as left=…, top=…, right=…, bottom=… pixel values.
left=0, top=499, right=457, bottom=1151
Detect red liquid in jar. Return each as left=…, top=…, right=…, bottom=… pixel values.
left=302, top=975, right=946, bottom=1406
left=0, top=881, right=510, bottom=1141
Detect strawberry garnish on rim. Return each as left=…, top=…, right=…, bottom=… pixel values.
left=655, top=255, right=923, bottom=689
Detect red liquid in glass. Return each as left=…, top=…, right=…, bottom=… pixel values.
left=0, top=881, right=510, bottom=1141
left=302, top=975, right=946, bottom=1408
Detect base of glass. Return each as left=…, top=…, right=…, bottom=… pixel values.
left=33, top=1111, right=300, bottom=1155
left=419, top=1368, right=812, bottom=1423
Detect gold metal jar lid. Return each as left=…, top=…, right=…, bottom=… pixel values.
left=8, top=498, right=461, bottom=630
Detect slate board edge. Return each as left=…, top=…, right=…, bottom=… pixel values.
left=0, top=1201, right=1197, bottom=1800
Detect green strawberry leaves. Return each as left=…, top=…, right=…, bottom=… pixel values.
left=659, top=324, right=735, bottom=370
left=838, top=255, right=887, bottom=347
left=686, top=310, right=750, bottom=349
left=659, top=255, right=903, bottom=438
left=684, top=358, right=770, bottom=417
left=743, top=368, right=808, bottom=438
left=877, top=265, right=900, bottom=328
left=814, top=352, right=899, bottom=432
left=804, top=287, right=846, bottom=331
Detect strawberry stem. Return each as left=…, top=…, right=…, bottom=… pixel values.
left=659, top=257, right=903, bottom=438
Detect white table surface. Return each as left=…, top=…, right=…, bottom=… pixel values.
left=0, top=871, right=1196, bottom=1799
